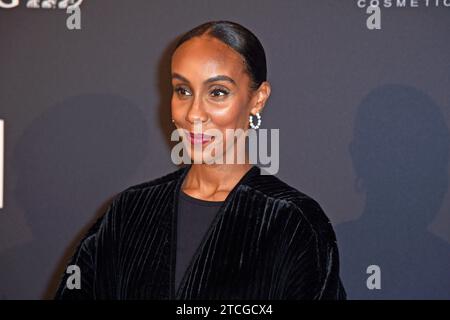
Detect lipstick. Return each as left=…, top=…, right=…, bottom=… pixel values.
left=186, top=132, right=213, bottom=145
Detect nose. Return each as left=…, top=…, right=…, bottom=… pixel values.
left=186, top=95, right=208, bottom=125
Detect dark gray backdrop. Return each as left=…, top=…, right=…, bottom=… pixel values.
left=0, top=0, right=449, bottom=299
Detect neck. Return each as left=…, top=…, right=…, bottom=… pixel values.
left=182, top=162, right=253, bottom=201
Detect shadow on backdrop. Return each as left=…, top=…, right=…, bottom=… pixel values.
left=0, top=94, right=148, bottom=299
left=336, top=84, right=450, bottom=299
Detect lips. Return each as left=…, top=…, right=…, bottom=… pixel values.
left=186, top=132, right=214, bottom=145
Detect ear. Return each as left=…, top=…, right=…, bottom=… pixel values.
left=250, top=81, right=271, bottom=115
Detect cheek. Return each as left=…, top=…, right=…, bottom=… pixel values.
left=209, top=97, right=249, bottom=128
left=171, top=96, right=184, bottom=120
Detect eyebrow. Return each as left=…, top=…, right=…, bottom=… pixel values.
left=171, top=73, right=236, bottom=86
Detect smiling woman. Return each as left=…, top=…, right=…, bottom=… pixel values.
left=170, top=22, right=271, bottom=171
left=54, top=20, right=346, bottom=300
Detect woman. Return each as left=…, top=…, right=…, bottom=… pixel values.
left=55, top=20, right=346, bottom=300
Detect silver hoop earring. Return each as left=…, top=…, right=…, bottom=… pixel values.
left=249, top=112, right=261, bottom=129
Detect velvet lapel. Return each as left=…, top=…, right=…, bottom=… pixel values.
left=169, top=164, right=261, bottom=299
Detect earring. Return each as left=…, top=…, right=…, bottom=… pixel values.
left=249, top=112, right=261, bottom=129
left=171, top=119, right=175, bottom=123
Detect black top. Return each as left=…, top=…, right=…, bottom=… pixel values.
left=175, top=190, right=224, bottom=293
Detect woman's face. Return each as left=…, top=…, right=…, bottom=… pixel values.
left=171, top=35, right=270, bottom=164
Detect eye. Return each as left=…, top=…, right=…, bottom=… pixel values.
left=174, top=86, right=192, bottom=97
left=210, top=88, right=229, bottom=98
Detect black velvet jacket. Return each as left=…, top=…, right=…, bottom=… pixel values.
left=55, top=164, right=346, bottom=299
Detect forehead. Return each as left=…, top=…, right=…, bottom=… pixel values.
left=171, top=36, right=247, bottom=81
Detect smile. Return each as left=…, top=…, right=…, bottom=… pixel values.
left=186, top=131, right=214, bottom=145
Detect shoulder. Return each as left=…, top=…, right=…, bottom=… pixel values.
left=114, top=165, right=188, bottom=209
left=85, top=166, right=187, bottom=233
left=246, top=168, right=337, bottom=243
left=105, top=165, right=186, bottom=204
left=121, top=165, right=186, bottom=193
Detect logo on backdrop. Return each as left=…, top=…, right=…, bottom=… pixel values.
left=356, top=0, right=450, bottom=30
left=0, top=0, right=83, bottom=9
left=0, top=0, right=82, bottom=30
